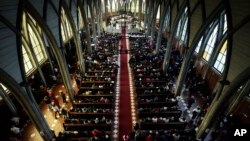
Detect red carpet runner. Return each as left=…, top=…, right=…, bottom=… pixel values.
left=119, top=25, right=132, bottom=140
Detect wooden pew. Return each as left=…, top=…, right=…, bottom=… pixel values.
left=139, top=111, right=181, bottom=117
left=140, top=122, right=187, bottom=130
left=63, top=123, right=112, bottom=131
left=138, top=101, right=178, bottom=107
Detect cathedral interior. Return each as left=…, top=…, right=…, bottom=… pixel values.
left=0, top=0, right=250, bottom=141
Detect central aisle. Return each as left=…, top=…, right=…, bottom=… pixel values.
left=118, top=25, right=132, bottom=140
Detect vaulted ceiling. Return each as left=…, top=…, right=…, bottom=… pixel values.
left=0, top=0, right=249, bottom=87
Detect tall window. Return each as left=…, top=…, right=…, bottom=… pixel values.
left=212, top=13, right=228, bottom=73
left=142, top=0, right=145, bottom=13
left=203, top=24, right=219, bottom=61
left=213, top=40, right=227, bottom=73
left=131, top=0, right=139, bottom=13
left=27, top=25, right=47, bottom=63
left=22, top=12, right=48, bottom=75
left=156, top=7, right=161, bottom=20
left=61, top=8, right=73, bottom=42
left=78, top=8, right=84, bottom=30
left=176, top=19, right=182, bottom=37
left=223, top=14, right=227, bottom=34
left=0, top=83, right=10, bottom=101
left=181, top=18, right=188, bottom=41
left=176, top=7, right=188, bottom=43
left=61, top=23, right=67, bottom=42
left=0, top=84, right=8, bottom=92
left=108, top=0, right=116, bottom=12
left=195, top=36, right=204, bottom=53
left=22, top=45, right=34, bottom=74
left=163, top=8, right=170, bottom=31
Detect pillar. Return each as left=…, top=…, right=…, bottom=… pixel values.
left=162, top=3, right=188, bottom=74
left=196, top=66, right=250, bottom=138
left=144, top=0, right=149, bottom=29
left=0, top=85, right=17, bottom=115
left=87, top=0, right=96, bottom=42
left=0, top=68, right=54, bottom=141
left=146, top=0, right=153, bottom=36
left=104, top=0, right=108, bottom=21
left=25, top=1, right=75, bottom=103
left=150, top=0, right=160, bottom=41
left=226, top=80, right=250, bottom=115
left=79, top=0, right=92, bottom=53
left=138, top=0, right=142, bottom=27
left=42, top=34, right=56, bottom=76
left=156, top=2, right=169, bottom=54
left=109, top=0, right=112, bottom=14
left=62, top=1, right=86, bottom=74
left=96, top=0, right=101, bottom=37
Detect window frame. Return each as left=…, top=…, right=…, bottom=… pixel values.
left=21, top=12, right=48, bottom=76
left=176, top=6, right=189, bottom=44
left=202, top=23, right=219, bottom=61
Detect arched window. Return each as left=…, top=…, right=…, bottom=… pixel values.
left=21, top=12, right=48, bottom=75
left=61, top=23, right=67, bottom=42
left=156, top=7, right=161, bottom=20
left=202, top=24, right=219, bottom=61
left=22, top=45, right=35, bottom=74
left=176, top=7, right=188, bottom=43
left=212, top=13, right=228, bottom=73
left=176, top=19, right=182, bottom=37
left=180, top=18, right=188, bottom=41
left=108, top=0, right=116, bottom=12
left=163, top=7, right=170, bottom=32
left=27, top=25, right=47, bottom=63
left=78, top=8, right=84, bottom=30
left=61, top=8, right=73, bottom=43
left=195, top=36, right=203, bottom=53
left=223, top=14, right=227, bottom=34
left=131, top=0, right=138, bottom=13
left=0, top=83, right=10, bottom=101
left=142, top=0, right=146, bottom=14
left=213, top=40, right=227, bottom=73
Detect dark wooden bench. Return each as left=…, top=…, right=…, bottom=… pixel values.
left=137, top=94, right=174, bottom=98
left=139, top=111, right=181, bottom=117
left=138, top=101, right=178, bottom=107
left=68, top=112, right=113, bottom=118
left=140, top=122, right=187, bottom=130
left=63, top=123, right=112, bottom=131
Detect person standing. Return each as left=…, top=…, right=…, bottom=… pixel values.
left=60, top=91, right=67, bottom=103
